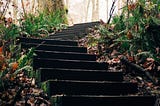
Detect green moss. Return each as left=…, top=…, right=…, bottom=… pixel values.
left=50, top=95, right=62, bottom=106
left=41, top=81, right=50, bottom=96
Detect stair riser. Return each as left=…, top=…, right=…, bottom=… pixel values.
left=38, top=68, right=123, bottom=82
left=44, top=81, right=138, bottom=96
left=48, top=33, right=86, bottom=41
left=62, top=28, right=87, bottom=32
left=21, top=43, right=87, bottom=53
left=55, top=32, right=77, bottom=35
left=49, top=33, right=75, bottom=36
left=17, top=37, right=78, bottom=46
left=74, top=21, right=100, bottom=27
left=33, top=58, right=108, bottom=70
left=56, top=29, right=83, bottom=33
left=35, top=50, right=96, bottom=61
left=51, top=96, right=156, bottom=106
left=49, top=36, right=79, bottom=41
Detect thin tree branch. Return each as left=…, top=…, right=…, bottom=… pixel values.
left=121, top=57, right=158, bottom=85
left=21, top=0, right=27, bottom=19
left=0, top=0, right=11, bottom=20
left=107, top=0, right=117, bottom=24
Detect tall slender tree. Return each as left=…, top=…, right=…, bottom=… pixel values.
left=12, top=0, right=18, bottom=23
left=92, top=0, right=99, bottom=21
left=37, top=0, right=64, bottom=13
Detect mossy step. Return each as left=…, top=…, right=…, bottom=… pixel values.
left=37, top=68, right=123, bottom=82
left=17, top=37, right=78, bottom=46
left=33, top=58, right=108, bottom=70
left=35, top=50, right=96, bottom=61
left=21, top=43, right=87, bottom=53
left=41, top=80, right=138, bottom=96
left=51, top=95, right=157, bottom=106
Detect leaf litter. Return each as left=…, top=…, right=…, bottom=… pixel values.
left=79, top=26, right=160, bottom=96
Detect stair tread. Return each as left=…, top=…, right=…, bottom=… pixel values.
left=35, top=50, right=96, bottom=61
left=39, top=68, right=115, bottom=72
left=52, top=95, right=156, bottom=97
left=51, top=95, right=156, bottom=106
left=38, top=68, right=123, bottom=82
left=43, top=80, right=138, bottom=96
left=35, top=50, right=92, bottom=55
left=30, top=21, right=156, bottom=105
left=46, top=79, right=135, bottom=83
left=21, top=42, right=82, bottom=48
left=33, top=58, right=108, bottom=70
left=21, top=43, right=87, bottom=53
left=17, top=37, right=78, bottom=46
left=49, top=33, right=75, bottom=36
left=74, top=21, right=100, bottom=26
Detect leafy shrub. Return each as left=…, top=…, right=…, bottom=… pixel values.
left=88, top=0, right=160, bottom=62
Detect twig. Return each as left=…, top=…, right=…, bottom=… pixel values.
left=21, top=0, right=27, bottom=19
left=107, top=0, right=117, bottom=24
left=35, top=97, right=51, bottom=105
left=120, top=57, right=158, bottom=85
left=127, top=0, right=129, bottom=30
left=0, top=0, right=11, bottom=20
left=11, top=85, right=25, bottom=105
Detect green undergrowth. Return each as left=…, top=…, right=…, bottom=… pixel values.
left=87, top=0, right=160, bottom=63
left=0, top=5, right=68, bottom=104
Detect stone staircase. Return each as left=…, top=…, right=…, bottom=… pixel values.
left=18, top=22, right=157, bottom=106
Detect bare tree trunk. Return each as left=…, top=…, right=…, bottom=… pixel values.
left=21, top=0, right=27, bottom=18
left=65, top=0, right=69, bottom=8
left=106, top=0, right=108, bottom=20
left=95, top=0, right=99, bottom=20
left=91, top=0, right=95, bottom=21
left=91, top=0, right=99, bottom=21
left=37, top=0, right=45, bottom=12
left=13, top=0, right=17, bottom=22
left=85, top=0, right=91, bottom=22
left=37, top=0, right=64, bottom=13
left=31, top=0, right=36, bottom=14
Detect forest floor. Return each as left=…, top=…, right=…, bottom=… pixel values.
left=79, top=28, right=160, bottom=97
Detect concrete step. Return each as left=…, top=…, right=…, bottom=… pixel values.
left=51, top=95, right=157, bottom=106
left=17, top=37, right=78, bottom=46
left=35, top=50, right=96, bottom=61
left=37, top=68, right=123, bottom=82
left=21, top=43, right=87, bottom=53
left=42, top=80, right=138, bottom=96
left=33, top=58, right=108, bottom=70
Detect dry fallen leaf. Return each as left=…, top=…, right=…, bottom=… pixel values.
left=11, top=62, right=19, bottom=71
left=127, top=30, right=133, bottom=39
